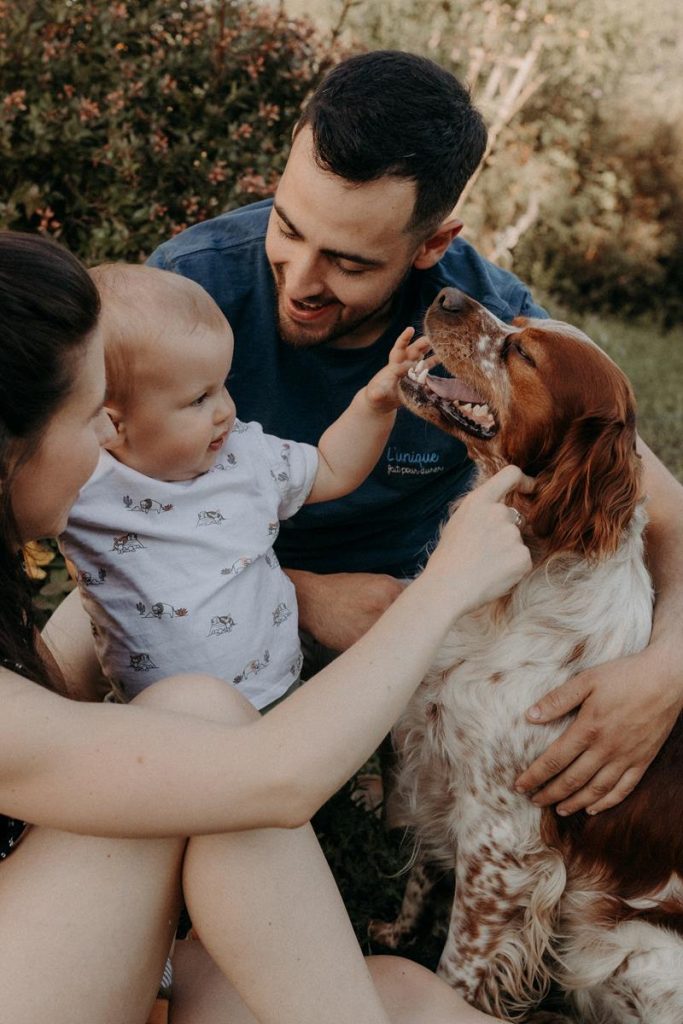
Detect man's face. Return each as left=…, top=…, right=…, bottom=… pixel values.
left=265, top=126, right=422, bottom=350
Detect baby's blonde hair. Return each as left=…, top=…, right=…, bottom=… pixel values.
left=89, top=263, right=226, bottom=408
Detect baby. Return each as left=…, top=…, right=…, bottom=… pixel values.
left=61, top=264, right=430, bottom=710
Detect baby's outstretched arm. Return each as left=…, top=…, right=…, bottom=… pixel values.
left=306, top=328, right=433, bottom=504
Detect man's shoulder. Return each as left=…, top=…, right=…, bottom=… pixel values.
left=148, top=199, right=272, bottom=270
left=431, top=237, right=547, bottom=320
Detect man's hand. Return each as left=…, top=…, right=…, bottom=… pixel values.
left=515, top=644, right=683, bottom=815
left=284, top=568, right=406, bottom=652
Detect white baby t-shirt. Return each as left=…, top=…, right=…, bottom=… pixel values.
left=61, top=420, right=318, bottom=709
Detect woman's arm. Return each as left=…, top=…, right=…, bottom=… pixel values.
left=41, top=588, right=108, bottom=701
left=1, top=467, right=532, bottom=839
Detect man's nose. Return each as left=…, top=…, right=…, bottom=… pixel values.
left=285, top=251, right=325, bottom=299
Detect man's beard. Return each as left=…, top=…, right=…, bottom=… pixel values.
left=270, top=266, right=412, bottom=350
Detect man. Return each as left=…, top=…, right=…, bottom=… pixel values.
left=149, top=50, right=683, bottom=816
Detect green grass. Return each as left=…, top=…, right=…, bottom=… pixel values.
left=549, top=306, right=683, bottom=482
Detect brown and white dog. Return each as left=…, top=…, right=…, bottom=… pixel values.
left=374, top=289, right=683, bottom=1022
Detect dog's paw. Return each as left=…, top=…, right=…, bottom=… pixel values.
left=367, top=918, right=404, bottom=949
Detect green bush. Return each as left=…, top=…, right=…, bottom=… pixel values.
left=0, top=0, right=332, bottom=263
left=508, top=116, right=683, bottom=325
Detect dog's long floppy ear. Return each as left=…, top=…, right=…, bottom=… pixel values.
left=527, top=410, right=641, bottom=560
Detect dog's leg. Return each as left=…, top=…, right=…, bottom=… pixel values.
left=436, top=816, right=565, bottom=1022
left=368, top=858, right=445, bottom=949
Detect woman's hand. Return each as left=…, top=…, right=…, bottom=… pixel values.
left=424, top=466, right=535, bottom=618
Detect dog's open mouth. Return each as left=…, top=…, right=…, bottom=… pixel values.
left=402, top=356, right=498, bottom=440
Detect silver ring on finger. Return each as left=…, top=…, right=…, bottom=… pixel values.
left=510, top=506, right=525, bottom=529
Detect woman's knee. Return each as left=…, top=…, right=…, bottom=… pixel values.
left=131, top=674, right=258, bottom=726
left=367, top=955, right=469, bottom=1021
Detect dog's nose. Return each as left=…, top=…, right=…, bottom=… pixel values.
left=438, top=288, right=467, bottom=313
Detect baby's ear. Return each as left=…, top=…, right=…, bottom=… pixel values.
left=103, top=405, right=126, bottom=452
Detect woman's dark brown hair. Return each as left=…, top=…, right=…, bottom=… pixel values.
left=0, top=232, right=100, bottom=688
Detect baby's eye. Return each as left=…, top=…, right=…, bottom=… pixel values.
left=191, top=393, right=208, bottom=407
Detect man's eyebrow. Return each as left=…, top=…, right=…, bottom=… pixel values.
left=273, top=203, right=385, bottom=269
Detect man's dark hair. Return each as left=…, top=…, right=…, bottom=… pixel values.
left=297, top=50, right=487, bottom=237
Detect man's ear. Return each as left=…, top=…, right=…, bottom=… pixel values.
left=412, top=217, right=463, bottom=270
left=103, top=405, right=126, bottom=452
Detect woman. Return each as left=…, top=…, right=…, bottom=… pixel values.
left=0, top=231, right=533, bottom=1024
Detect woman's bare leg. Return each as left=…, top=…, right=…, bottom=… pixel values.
left=369, top=956, right=507, bottom=1023
left=183, top=823, right=389, bottom=1024
left=143, top=676, right=391, bottom=1024
left=171, top=943, right=506, bottom=1024
left=0, top=825, right=184, bottom=1024
left=0, top=676, right=232, bottom=1024
left=0, top=673, right=502, bottom=1024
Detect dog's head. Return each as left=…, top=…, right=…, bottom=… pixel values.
left=401, top=288, right=642, bottom=560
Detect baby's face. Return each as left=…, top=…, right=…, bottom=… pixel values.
left=114, top=317, right=236, bottom=481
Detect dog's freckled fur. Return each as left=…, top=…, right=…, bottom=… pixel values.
left=381, top=289, right=683, bottom=1022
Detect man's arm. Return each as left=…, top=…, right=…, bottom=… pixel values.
left=285, top=569, right=406, bottom=653
left=515, top=437, right=683, bottom=814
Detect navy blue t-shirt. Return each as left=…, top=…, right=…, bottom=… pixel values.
left=148, top=199, right=546, bottom=577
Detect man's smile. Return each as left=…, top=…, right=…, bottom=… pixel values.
left=285, top=295, right=339, bottom=323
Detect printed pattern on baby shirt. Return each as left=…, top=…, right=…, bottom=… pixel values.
left=61, top=420, right=318, bottom=710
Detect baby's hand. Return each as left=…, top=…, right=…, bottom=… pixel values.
left=364, top=328, right=435, bottom=414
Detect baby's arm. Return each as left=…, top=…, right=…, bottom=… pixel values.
left=306, top=328, right=433, bottom=504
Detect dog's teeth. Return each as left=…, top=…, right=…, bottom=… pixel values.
left=408, top=367, right=417, bottom=381
left=414, top=359, right=425, bottom=374
left=461, top=403, right=473, bottom=412
left=417, top=368, right=429, bottom=384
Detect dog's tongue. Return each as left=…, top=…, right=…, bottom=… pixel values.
left=426, top=373, right=483, bottom=404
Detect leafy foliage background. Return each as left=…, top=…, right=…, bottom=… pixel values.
left=2, top=0, right=682, bottom=321
left=0, top=0, right=332, bottom=263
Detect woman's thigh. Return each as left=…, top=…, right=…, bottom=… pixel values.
left=0, top=825, right=184, bottom=1024
left=0, top=674, right=256, bottom=1024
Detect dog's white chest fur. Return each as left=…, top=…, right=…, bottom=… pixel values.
left=401, top=506, right=652, bottom=825
left=393, top=507, right=658, bottom=1020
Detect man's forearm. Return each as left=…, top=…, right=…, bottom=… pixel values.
left=283, top=567, right=318, bottom=635
left=283, top=567, right=406, bottom=652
